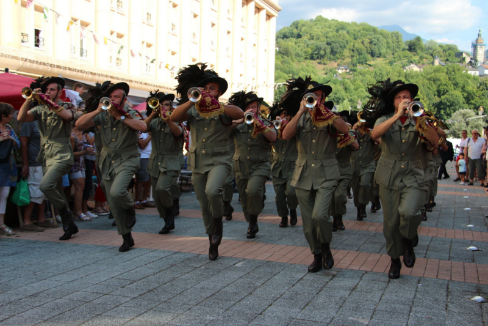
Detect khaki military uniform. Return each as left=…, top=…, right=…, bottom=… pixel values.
left=330, top=131, right=356, bottom=217
left=351, top=130, right=376, bottom=207
left=431, top=150, right=442, bottom=197
left=30, top=101, right=74, bottom=211
left=222, top=135, right=236, bottom=203
left=186, top=106, right=232, bottom=234
left=420, top=148, right=433, bottom=208
left=292, top=112, right=340, bottom=254
left=94, top=108, right=141, bottom=236
left=374, top=114, right=425, bottom=259
left=233, top=122, right=272, bottom=221
left=271, top=136, right=298, bottom=218
left=147, top=118, right=184, bottom=221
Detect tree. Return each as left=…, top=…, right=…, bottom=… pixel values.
left=437, top=91, right=466, bottom=121
left=407, top=36, right=424, bottom=53
left=447, top=109, right=485, bottom=138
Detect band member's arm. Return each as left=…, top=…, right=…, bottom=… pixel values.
left=263, top=127, right=277, bottom=142
left=350, top=139, right=360, bottom=150
left=168, top=120, right=183, bottom=137
left=116, top=114, right=147, bottom=132
left=436, top=127, right=446, bottom=138
left=223, top=105, right=244, bottom=120
left=138, top=134, right=151, bottom=149
left=76, top=106, right=103, bottom=130
left=20, top=136, right=30, bottom=177
left=54, top=107, right=74, bottom=121
left=171, top=101, right=192, bottom=122
left=371, top=114, right=401, bottom=142
left=332, top=117, right=350, bottom=135
left=144, top=111, right=157, bottom=126
left=18, top=99, right=35, bottom=122
left=423, top=125, right=440, bottom=146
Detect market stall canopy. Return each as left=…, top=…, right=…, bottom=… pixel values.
left=0, top=72, right=34, bottom=110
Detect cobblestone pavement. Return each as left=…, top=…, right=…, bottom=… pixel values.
left=1, top=163, right=488, bottom=325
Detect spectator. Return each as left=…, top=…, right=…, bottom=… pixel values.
left=438, top=140, right=454, bottom=179
left=0, top=103, right=20, bottom=236
left=20, top=120, right=52, bottom=231
left=457, top=153, right=467, bottom=185
left=464, top=129, right=486, bottom=186
left=69, top=125, right=93, bottom=220
left=455, top=130, right=469, bottom=181
left=134, top=130, right=154, bottom=209
left=65, top=83, right=86, bottom=109
left=81, top=131, right=98, bottom=218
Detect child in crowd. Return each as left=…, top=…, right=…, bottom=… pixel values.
left=457, top=153, right=467, bottom=185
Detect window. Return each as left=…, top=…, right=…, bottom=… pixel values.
left=80, top=23, right=89, bottom=59
left=117, top=0, right=124, bottom=11
left=34, top=28, right=43, bottom=48
left=116, top=58, right=122, bottom=66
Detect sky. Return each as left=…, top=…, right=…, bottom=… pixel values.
left=276, top=0, right=487, bottom=52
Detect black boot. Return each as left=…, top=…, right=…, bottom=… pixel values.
left=262, top=194, right=266, bottom=209
left=126, top=207, right=136, bottom=228
left=412, top=235, right=419, bottom=248
left=347, top=187, right=352, bottom=199
left=388, top=258, right=401, bottom=279
left=289, top=209, right=297, bottom=226
left=421, top=209, right=427, bottom=221
left=335, top=215, right=345, bottom=231
left=356, top=207, right=363, bottom=221
left=308, top=254, right=322, bottom=273
left=247, top=215, right=259, bottom=239
left=425, top=203, right=432, bottom=213
left=209, top=218, right=223, bottom=261
left=370, top=203, right=377, bottom=213
left=430, top=196, right=436, bottom=207
left=374, top=196, right=381, bottom=211
left=332, top=217, right=338, bottom=232
left=159, top=207, right=175, bottom=234
left=361, top=205, right=367, bottom=218
left=108, top=211, right=114, bottom=219
left=58, top=208, right=78, bottom=241
left=119, top=232, right=135, bottom=252
left=173, top=198, right=180, bottom=216
left=223, top=201, right=234, bottom=221
left=112, top=221, right=116, bottom=226
left=321, top=243, right=334, bottom=269
left=402, top=237, right=416, bottom=268
left=279, top=216, right=288, bottom=228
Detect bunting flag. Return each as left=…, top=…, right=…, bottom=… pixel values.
left=92, top=33, right=99, bottom=44
left=14, top=0, right=19, bottom=4
left=80, top=27, right=86, bottom=39
left=26, top=0, right=34, bottom=9
left=165, top=63, right=170, bottom=69
left=55, top=12, right=62, bottom=25
left=43, top=6, right=49, bottom=21
left=103, top=37, right=108, bottom=45
left=118, top=45, right=123, bottom=54
left=150, top=58, right=156, bottom=63
left=66, top=20, right=74, bottom=32
left=130, top=49, right=136, bottom=57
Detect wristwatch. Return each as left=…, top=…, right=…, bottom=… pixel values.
left=120, top=116, right=126, bottom=121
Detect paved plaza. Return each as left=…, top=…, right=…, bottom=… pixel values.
left=1, top=163, right=488, bottom=325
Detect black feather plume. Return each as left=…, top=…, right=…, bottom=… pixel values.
left=278, top=77, right=312, bottom=118
left=228, top=91, right=247, bottom=109
left=175, top=63, right=219, bottom=104
left=85, top=81, right=112, bottom=113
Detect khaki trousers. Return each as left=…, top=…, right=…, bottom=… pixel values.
left=330, top=177, right=350, bottom=216
left=222, top=164, right=235, bottom=202
left=296, top=180, right=337, bottom=254
left=379, top=181, right=424, bottom=259
left=104, top=167, right=136, bottom=236
left=352, top=172, right=374, bottom=207
left=41, top=161, right=72, bottom=211
left=272, top=176, right=298, bottom=218
left=236, top=175, right=267, bottom=221
left=151, top=170, right=179, bottom=221
left=192, top=164, right=231, bottom=234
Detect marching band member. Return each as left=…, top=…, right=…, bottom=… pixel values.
left=270, top=102, right=299, bottom=228
left=144, top=91, right=185, bottom=234
left=76, top=83, right=147, bottom=252
left=229, top=91, right=277, bottom=238
left=281, top=77, right=349, bottom=273
left=368, top=79, right=439, bottom=279
left=171, top=63, right=243, bottom=260
left=18, top=77, right=79, bottom=241
left=330, top=111, right=359, bottom=231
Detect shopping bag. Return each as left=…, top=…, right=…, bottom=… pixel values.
left=11, top=178, right=30, bottom=206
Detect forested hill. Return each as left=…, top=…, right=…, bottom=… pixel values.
left=274, top=16, right=488, bottom=121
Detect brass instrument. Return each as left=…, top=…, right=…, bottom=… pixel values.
left=244, top=112, right=254, bottom=125
left=188, top=87, right=202, bottom=103
left=21, top=87, right=61, bottom=111
left=260, top=104, right=271, bottom=120
left=406, top=101, right=424, bottom=117
left=303, top=93, right=317, bottom=109
left=357, top=111, right=366, bottom=123
left=100, top=97, right=114, bottom=111
left=273, top=119, right=283, bottom=129
left=21, top=87, right=36, bottom=99
left=148, top=97, right=160, bottom=109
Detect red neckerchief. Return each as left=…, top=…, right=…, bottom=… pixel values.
left=399, top=117, right=408, bottom=125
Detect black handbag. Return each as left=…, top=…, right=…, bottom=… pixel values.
left=0, top=139, right=13, bottom=163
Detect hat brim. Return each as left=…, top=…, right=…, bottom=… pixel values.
left=197, top=77, right=228, bottom=96
left=302, top=85, right=332, bottom=98
left=104, top=82, right=130, bottom=97
left=243, top=98, right=263, bottom=109
left=41, top=77, right=65, bottom=92
left=386, top=84, right=418, bottom=103
left=158, top=93, right=175, bottom=103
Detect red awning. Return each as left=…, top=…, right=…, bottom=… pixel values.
left=0, top=73, right=34, bottom=110
left=133, top=101, right=147, bottom=112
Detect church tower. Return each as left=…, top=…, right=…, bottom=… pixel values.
left=472, top=29, right=486, bottom=66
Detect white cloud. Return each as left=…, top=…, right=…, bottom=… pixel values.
left=315, top=8, right=359, bottom=22
left=436, top=38, right=458, bottom=43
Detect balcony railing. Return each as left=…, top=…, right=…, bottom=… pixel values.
left=147, top=13, right=151, bottom=22
left=116, top=58, right=122, bottom=66
left=71, top=46, right=76, bottom=55
left=80, top=49, right=88, bottom=58
left=117, top=0, right=123, bottom=10
left=21, top=33, right=28, bottom=44
left=35, top=36, right=44, bottom=48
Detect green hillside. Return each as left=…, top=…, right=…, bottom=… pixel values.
left=274, top=17, right=488, bottom=121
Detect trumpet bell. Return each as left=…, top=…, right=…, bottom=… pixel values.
left=273, top=120, right=282, bottom=129
left=21, top=87, right=33, bottom=99
left=188, top=87, right=202, bottom=103
left=408, top=101, right=424, bottom=117
left=100, top=97, right=112, bottom=110
left=148, top=97, right=159, bottom=109
left=244, top=112, right=254, bottom=125
left=303, top=93, right=317, bottom=109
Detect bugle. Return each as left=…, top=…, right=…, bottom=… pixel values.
left=406, top=101, right=424, bottom=117
left=100, top=97, right=113, bottom=111
left=148, top=97, right=160, bottom=109
left=303, top=93, right=317, bottom=109
left=188, top=87, right=202, bottom=103
left=273, top=119, right=283, bottom=129
left=244, top=112, right=254, bottom=125
left=21, top=87, right=61, bottom=110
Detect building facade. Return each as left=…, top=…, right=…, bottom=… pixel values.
left=0, top=0, right=280, bottom=102
left=472, top=29, right=486, bottom=66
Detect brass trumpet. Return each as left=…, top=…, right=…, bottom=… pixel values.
left=357, top=111, right=366, bottom=123
left=148, top=97, right=159, bottom=109
left=21, top=87, right=60, bottom=110
left=303, top=93, right=317, bottom=109
left=273, top=119, right=283, bottom=129
left=21, top=87, right=37, bottom=99
left=188, top=87, right=202, bottom=103
left=100, top=97, right=113, bottom=111
left=406, top=101, right=424, bottom=117
left=244, top=112, right=254, bottom=125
